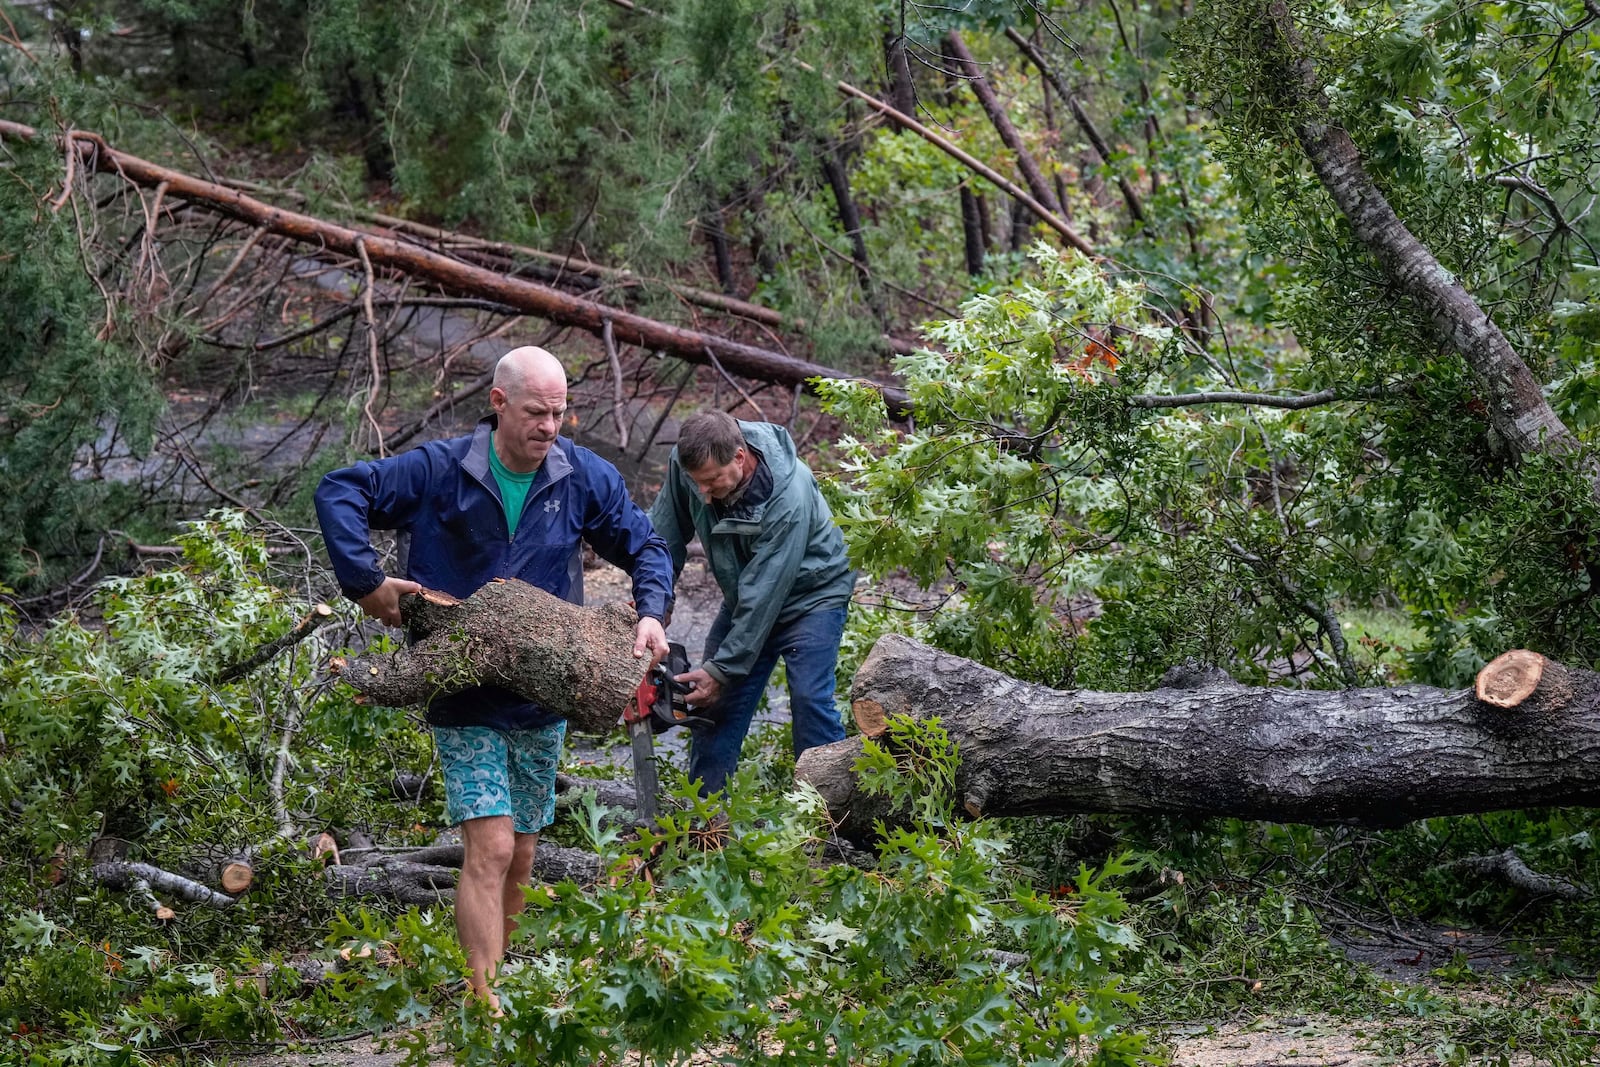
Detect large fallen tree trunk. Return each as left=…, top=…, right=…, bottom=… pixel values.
left=335, top=580, right=646, bottom=733
left=0, top=120, right=910, bottom=414
left=796, top=637, right=1600, bottom=842
left=213, top=174, right=921, bottom=357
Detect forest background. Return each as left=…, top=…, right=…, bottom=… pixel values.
left=4, top=0, right=1600, bottom=1064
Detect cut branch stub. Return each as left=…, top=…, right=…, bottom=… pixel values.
left=1476, top=650, right=1547, bottom=709
left=337, top=579, right=648, bottom=733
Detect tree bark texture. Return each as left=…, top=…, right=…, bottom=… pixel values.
left=795, top=635, right=1600, bottom=842
left=1261, top=3, right=1582, bottom=479
left=946, top=31, right=1062, bottom=217
left=960, top=185, right=986, bottom=276
left=324, top=841, right=604, bottom=904
left=0, top=120, right=911, bottom=415
left=93, top=862, right=237, bottom=908
left=819, top=149, right=876, bottom=301
left=336, top=580, right=647, bottom=733
left=884, top=32, right=917, bottom=119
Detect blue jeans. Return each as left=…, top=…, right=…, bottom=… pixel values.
left=688, top=603, right=849, bottom=796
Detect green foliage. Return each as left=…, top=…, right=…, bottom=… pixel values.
left=332, top=724, right=1154, bottom=1066
left=0, top=515, right=432, bottom=1062
left=0, top=136, right=162, bottom=592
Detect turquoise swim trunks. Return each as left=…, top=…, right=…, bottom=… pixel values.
left=431, top=722, right=566, bottom=834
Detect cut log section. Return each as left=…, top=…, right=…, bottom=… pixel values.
left=214, top=854, right=255, bottom=894
left=1475, top=649, right=1572, bottom=710
left=324, top=841, right=605, bottom=904
left=93, top=862, right=237, bottom=909
left=796, top=635, right=1600, bottom=842
left=335, top=579, right=648, bottom=733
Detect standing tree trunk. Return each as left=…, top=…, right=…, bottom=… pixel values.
left=1008, top=197, right=1033, bottom=252
left=960, top=185, right=986, bottom=276
left=884, top=31, right=916, bottom=119
left=704, top=205, right=736, bottom=295
left=819, top=148, right=881, bottom=318
left=795, top=636, right=1600, bottom=843
left=946, top=30, right=1063, bottom=219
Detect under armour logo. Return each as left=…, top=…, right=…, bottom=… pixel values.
left=544, top=499, right=561, bottom=513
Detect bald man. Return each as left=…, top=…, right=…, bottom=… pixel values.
left=315, top=346, right=671, bottom=1010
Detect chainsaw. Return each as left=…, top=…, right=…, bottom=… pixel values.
left=623, top=641, right=713, bottom=821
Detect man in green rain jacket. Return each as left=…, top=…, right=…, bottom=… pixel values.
left=649, top=411, right=856, bottom=795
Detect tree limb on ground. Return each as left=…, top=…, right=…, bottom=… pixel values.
left=797, top=637, right=1600, bottom=842
left=93, top=862, right=237, bottom=909
left=1446, top=847, right=1591, bottom=900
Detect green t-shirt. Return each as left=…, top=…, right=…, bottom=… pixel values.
left=488, top=432, right=540, bottom=538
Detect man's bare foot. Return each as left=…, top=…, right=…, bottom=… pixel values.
left=469, top=985, right=504, bottom=1018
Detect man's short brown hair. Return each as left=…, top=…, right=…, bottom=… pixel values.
left=678, top=410, right=745, bottom=470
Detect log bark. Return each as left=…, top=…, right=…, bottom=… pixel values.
left=324, top=861, right=459, bottom=906
left=93, top=862, right=237, bottom=909
left=1260, top=4, right=1586, bottom=487
left=326, top=842, right=603, bottom=904
left=556, top=773, right=643, bottom=815
left=335, top=580, right=647, bottom=733
left=0, top=120, right=911, bottom=415
left=1448, top=847, right=1590, bottom=900
left=960, top=185, right=986, bottom=276
left=820, top=148, right=875, bottom=301
left=795, top=635, right=1600, bottom=842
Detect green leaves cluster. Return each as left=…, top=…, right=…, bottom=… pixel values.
left=0, top=514, right=431, bottom=1061
left=336, top=723, right=1151, bottom=1067
left=0, top=134, right=161, bottom=592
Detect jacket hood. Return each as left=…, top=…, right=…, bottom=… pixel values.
left=737, top=419, right=799, bottom=480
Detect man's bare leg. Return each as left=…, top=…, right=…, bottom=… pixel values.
left=457, top=815, right=516, bottom=1010
left=502, top=832, right=540, bottom=954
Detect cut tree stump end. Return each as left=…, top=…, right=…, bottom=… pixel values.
left=853, top=698, right=887, bottom=739
left=219, top=861, right=254, bottom=895
left=1475, top=650, right=1547, bottom=709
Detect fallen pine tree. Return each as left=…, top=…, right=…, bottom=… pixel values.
left=795, top=636, right=1600, bottom=843
left=0, top=119, right=911, bottom=414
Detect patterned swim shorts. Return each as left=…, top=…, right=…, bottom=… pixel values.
left=431, top=722, right=566, bottom=834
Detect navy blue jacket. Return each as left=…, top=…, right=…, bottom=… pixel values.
left=315, top=417, right=673, bottom=730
